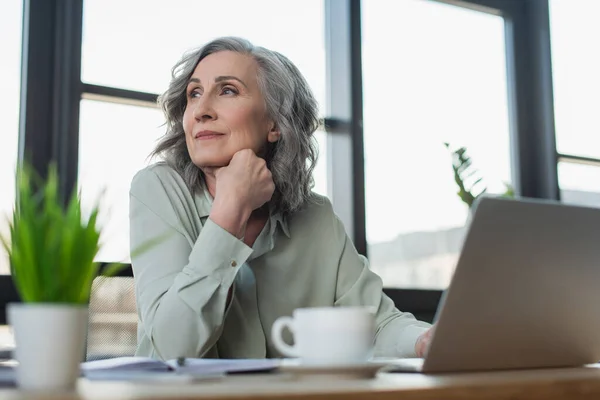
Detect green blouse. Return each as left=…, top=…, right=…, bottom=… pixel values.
left=129, top=163, right=430, bottom=361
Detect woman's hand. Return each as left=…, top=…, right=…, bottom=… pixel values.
left=210, top=149, right=275, bottom=237
left=415, top=325, right=435, bottom=358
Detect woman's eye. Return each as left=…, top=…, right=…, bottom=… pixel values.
left=222, top=86, right=237, bottom=95
left=188, top=89, right=201, bottom=98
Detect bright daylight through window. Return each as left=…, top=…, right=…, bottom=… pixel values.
left=0, top=0, right=23, bottom=275
left=550, top=0, right=600, bottom=207
left=362, top=0, right=511, bottom=289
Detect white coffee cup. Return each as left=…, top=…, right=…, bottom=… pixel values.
left=271, top=306, right=376, bottom=366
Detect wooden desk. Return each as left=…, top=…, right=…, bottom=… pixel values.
left=4, top=365, right=600, bottom=400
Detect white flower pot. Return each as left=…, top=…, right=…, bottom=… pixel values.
left=7, top=303, right=88, bottom=391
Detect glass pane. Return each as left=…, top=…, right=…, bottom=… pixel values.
left=559, top=162, right=600, bottom=208
left=550, top=0, right=600, bottom=159
left=362, top=0, right=511, bottom=289
left=78, top=100, right=165, bottom=263
left=0, top=0, right=23, bottom=275
left=81, top=0, right=325, bottom=109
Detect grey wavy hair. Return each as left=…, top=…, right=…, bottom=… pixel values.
left=151, top=36, right=320, bottom=215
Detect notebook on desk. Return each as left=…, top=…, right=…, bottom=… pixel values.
left=81, top=356, right=281, bottom=380
left=389, top=196, right=600, bottom=374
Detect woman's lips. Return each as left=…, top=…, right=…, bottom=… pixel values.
left=196, top=134, right=222, bottom=140
left=195, top=130, right=224, bottom=140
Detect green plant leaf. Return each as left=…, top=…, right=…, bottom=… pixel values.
left=445, top=142, right=515, bottom=208
left=445, top=143, right=485, bottom=208
left=7, top=161, right=166, bottom=304
left=8, top=162, right=100, bottom=304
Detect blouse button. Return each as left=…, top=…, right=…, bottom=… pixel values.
left=230, top=260, right=238, bottom=267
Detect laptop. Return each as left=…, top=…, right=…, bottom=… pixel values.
left=384, top=196, right=600, bottom=373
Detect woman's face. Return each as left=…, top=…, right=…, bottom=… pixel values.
left=182, top=51, right=279, bottom=169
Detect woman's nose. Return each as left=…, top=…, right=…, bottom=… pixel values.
left=193, top=97, right=217, bottom=121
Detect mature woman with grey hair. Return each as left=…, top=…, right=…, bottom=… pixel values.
left=130, top=36, right=433, bottom=361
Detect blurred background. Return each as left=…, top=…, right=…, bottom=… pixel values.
left=1, top=0, right=598, bottom=359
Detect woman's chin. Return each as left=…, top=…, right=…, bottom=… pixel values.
left=192, top=157, right=232, bottom=170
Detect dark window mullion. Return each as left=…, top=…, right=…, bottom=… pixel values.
left=18, top=0, right=83, bottom=203
left=504, top=0, right=559, bottom=200
left=324, top=0, right=366, bottom=255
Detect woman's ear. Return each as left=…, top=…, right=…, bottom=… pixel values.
left=267, top=123, right=280, bottom=143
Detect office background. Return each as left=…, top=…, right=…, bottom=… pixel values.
left=0, top=0, right=599, bottom=357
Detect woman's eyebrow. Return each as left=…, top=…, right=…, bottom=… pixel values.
left=214, top=75, right=248, bottom=88
left=187, top=76, right=248, bottom=89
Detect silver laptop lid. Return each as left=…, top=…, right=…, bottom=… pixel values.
left=423, top=196, right=600, bottom=372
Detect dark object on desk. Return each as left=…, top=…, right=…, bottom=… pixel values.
left=174, top=358, right=280, bottom=375
left=0, top=348, right=13, bottom=361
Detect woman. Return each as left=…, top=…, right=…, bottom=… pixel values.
left=130, top=36, right=433, bottom=361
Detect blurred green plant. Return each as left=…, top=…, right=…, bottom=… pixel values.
left=0, top=163, right=165, bottom=304
left=444, top=143, right=514, bottom=208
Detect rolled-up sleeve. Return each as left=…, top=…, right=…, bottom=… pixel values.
left=130, top=170, right=253, bottom=360
left=330, top=205, right=431, bottom=357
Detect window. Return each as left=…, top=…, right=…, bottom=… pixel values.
left=550, top=0, right=600, bottom=208
left=0, top=0, right=23, bottom=275
left=78, top=100, right=165, bottom=262
left=362, top=0, right=512, bottom=289
left=80, top=0, right=328, bottom=264
left=550, top=0, right=600, bottom=160
left=82, top=0, right=325, bottom=100
left=559, top=162, right=600, bottom=208
left=77, top=100, right=164, bottom=359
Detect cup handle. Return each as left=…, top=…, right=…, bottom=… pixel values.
left=271, top=316, right=298, bottom=358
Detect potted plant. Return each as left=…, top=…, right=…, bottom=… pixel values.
left=0, top=164, right=160, bottom=391
left=444, top=142, right=514, bottom=209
